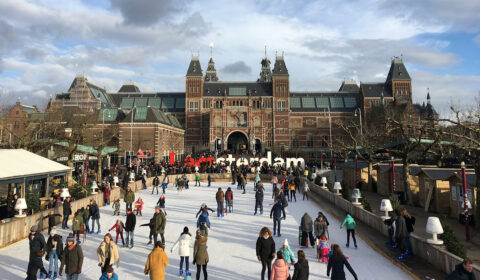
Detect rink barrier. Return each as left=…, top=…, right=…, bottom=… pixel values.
left=302, top=176, right=480, bottom=279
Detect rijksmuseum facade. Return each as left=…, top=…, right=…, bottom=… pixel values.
left=45, top=51, right=436, bottom=162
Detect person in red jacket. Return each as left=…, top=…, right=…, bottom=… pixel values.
left=109, top=219, right=125, bottom=246
left=103, top=183, right=111, bottom=206
left=225, top=187, right=233, bottom=213
left=135, top=197, right=144, bottom=216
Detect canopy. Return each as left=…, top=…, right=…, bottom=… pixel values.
left=0, top=149, right=71, bottom=183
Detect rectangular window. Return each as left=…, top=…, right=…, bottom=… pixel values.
left=315, top=97, right=329, bottom=108
left=290, top=97, right=301, bottom=108
left=330, top=97, right=344, bottom=108
left=203, top=100, right=211, bottom=109
left=134, top=107, right=147, bottom=120
left=189, top=101, right=199, bottom=112
left=280, top=119, right=285, bottom=125
left=343, top=97, right=357, bottom=108
left=215, top=100, right=223, bottom=108
left=302, top=97, right=315, bottom=108
left=134, top=98, right=148, bottom=107
left=264, top=100, right=272, bottom=108
left=148, top=98, right=162, bottom=109
left=120, top=97, right=134, bottom=109
left=277, top=101, right=287, bottom=112
left=307, top=135, right=313, bottom=147
left=229, top=87, right=247, bottom=96
left=175, top=98, right=185, bottom=109
left=291, top=135, right=298, bottom=148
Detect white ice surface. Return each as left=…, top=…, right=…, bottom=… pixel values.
left=0, top=182, right=411, bottom=280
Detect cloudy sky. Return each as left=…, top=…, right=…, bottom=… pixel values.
left=0, top=0, right=479, bottom=115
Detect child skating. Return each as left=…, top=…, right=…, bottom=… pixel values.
left=109, top=219, right=125, bottom=246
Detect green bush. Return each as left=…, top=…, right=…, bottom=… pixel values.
left=314, top=175, right=322, bottom=185
left=389, top=194, right=401, bottom=213
left=440, top=224, right=467, bottom=259
left=25, top=190, right=40, bottom=214
left=327, top=175, right=334, bottom=192
left=70, top=184, right=92, bottom=200
left=362, top=196, right=372, bottom=212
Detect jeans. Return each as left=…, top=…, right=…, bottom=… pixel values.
left=261, top=259, right=272, bottom=280
left=152, top=185, right=159, bottom=194
left=217, top=201, right=223, bottom=216
left=180, top=256, right=189, bottom=271
left=91, top=218, right=100, bottom=232
left=289, top=190, right=296, bottom=202
left=49, top=250, right=59, bottom=274
left=126, top=203, right=132, bottom=212
left=273, top=218, right=281, bottom=235
left=66, top=274, right=79, bottom=280
left=62, top=215, right=69, bottom=228
left=303, top=192, right=309, bottom=200
left=126, top=231, right=134, bottom=246
left=84, top=218, right=90, bottom=233
left=254, top=200, right=263, bottom=214
left=226, top=200, right=232, bottom=212
left=347, top=229, right=357, bottom=245
left=154, top=233, right=165, bottom=244
left=162, top=183, right=167, bottom=193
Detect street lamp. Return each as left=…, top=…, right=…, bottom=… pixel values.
left=354, top=108, right=362, bottom=137
left=324, top=107, right=333, bottom=159
left=391, top=156, right=396, bottom=193
left=130, top=106, right=136, bottom=167
left=102, top=109, right=112, bottom=144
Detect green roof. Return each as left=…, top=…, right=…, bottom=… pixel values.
left=120, top=97, right=134, bottom=109
left=55, top=142, right=118, bottom=155
left=148, top=98, right=162, bottom=109
left=97, top=108, right=118, bottom=122
left=135, top=98, right=148, bottom=107
left=135, top=107, right=147, bottom=120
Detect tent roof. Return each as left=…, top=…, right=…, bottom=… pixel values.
left=0, top=149, right=71, bottom=181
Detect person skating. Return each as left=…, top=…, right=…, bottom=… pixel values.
left=83, top=206, right=91, bottom=235
left=108, top=219, right=125, bottom=246
left=171, top=226, right=193, bottom=277
left=123, top=187, right=135, bottom=214
left=193, top=227, right=209, bottom=280
left=393, top=209, right=408, bottom=260
left=401, top=208, right=415, bottom=256
left=103, top=183, right=111, bottom=206
left=142, top=174, right=147, bottom=190
left=300, top=213, right=315, bottom=248
left=271, top=250, right=290, bottom=280
left=207, top=174, right=211, bottom=187
left=153, top=206, right=167, bottom=245
left=125, top=208, right=136, bottom=249
left=215, top=187, right=225, bottom=217
left=340, top=213, right=356, bottom=248
left=270, top=200, right=286, bottom=237
left=134, top=197, right=144, bottom=216
left=145, top=241, right=169, bottom=280
left=140, top=217, right=156, bottom=245
left=256, top=227, right=276, bottom=280
left=29, top=225, right=46, bottom=261
left=280, top=239, right=296, bottom=276
left=196, top=208, right=211, bottom=235
left=26, top=250, right=48, bottom=280
left=254, top=182, right=264, bottom=215
left=59, top=234, right=84, bottom=280
left=152, top=175, right=160, bottom=195
left=271, top=176, right=279, bottom=198
left=72, top=210, right=84, bottom=244
left=318, top=237, right=330, bottom=263
left=42, top=210, right=62, bottom=235
left=112, top=199, right=121, bottom=216
left=97, top=233, right=119, bottom=274
left=446, top=258, right=475, bottom=280
left=161, top=175, right=169, bottom=194
left=327, top=244, right=358, bottom=280
left=61, top=197, right=72, bottom=229
left=225, top=187, right=233, bottom=213
left=195, top=203, right=215, bottom=218
left=156, top=194, right=167, bottom=216
left=89, top=200, right=101, bottom=234
left=99, top=267, right=118, bottom=280
left=292, top=250, right=309, bottom=280
left=45, top=228, right=63, bottom=279
left=195, top=173, right=201, bottom=186
left=302, top=181, right=310, bottom=201
left=288, top=181, right=296, bottom=202
left=254, top=172, right=260, bottom=190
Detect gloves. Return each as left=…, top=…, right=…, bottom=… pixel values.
left=193, top=259, right=196, bottom=265
left=59, top=268, right=63, bottom=276
left=257, top=256, right=261, bottom=261
left=98, top=262, right=103, bottom=267
left=77, top=268, right=81, bottom=274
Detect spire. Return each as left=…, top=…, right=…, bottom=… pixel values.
left=186, top=55, right=203, bottom=77
left=204, top=43, right=218, bottom=82
left=258, top=46, right=272, bottom=83
left=272, top=52, right=289, bottom=76
left=427, top=88, right=431, bottom=104
left=386, top=56, right=411, bottom=83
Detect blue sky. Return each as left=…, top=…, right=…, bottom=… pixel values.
left=0, top=0, right=479, bottom=115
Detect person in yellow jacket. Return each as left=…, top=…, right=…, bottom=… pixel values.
left=97, top=233, right=119, bottom=274
left=289, top=182, right=297, bottom=202
left=145, top=241, right=169, bottom=280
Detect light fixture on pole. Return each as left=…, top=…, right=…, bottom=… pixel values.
left=460, top=161, right=470, bottom=241
left=354, top=108, right=363, bottom=137
left=426, top=217, right=444, bottom=245
left=60, top=187, right=71, bottom=199
left=352, top=188, right=362, bottom=206
left=320, top=177, right=328, bottom=189
left=333, top=182, right=342, bottom=195
left=91, top=181, right=98, bottom=193
left=380, top=199, right=393, bottom=220
left=14, top=198, right=28, bottom=218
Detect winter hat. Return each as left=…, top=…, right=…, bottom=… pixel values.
left=320, top=237, right=327, bottom=241
left=50, top=228, right=57, bottom=235
left=155, top=206, right=160, bottom=210
left=66, top=234, right=75, bottom=243
left=283, top=239, right=289, bottom=246
left=201, top=203, right=206, bottom=208
left=30, top=225, right=38, bottom=232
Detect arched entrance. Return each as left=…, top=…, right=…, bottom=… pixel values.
left=227, top=131, right=248, bottom=154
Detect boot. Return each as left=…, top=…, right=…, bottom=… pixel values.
left=346, top=243, right=349, bottom=248
left=354, top=244, right=358, bottom=249
left=52, top=272, right=57, bottom=280
left=179, top=268, right=183, bottom=276
left=396, top=253, right=406, bottom=261
left=39, top=273, right=46, bottom=279
left=46, top=272, right=52, bottom=279
left=96, top=230, right=101, bottom=234
left=147, top=240, right=152, bottom=245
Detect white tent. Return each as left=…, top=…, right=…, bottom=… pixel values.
left=0, top=149, right=71, bottom=184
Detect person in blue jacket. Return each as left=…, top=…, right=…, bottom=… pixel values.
left=99, top=267, right=118, bottom=280
left=196, top=208, right=211, bottom=234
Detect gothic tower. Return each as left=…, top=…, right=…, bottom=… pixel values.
left=185, top=55, right=204, bottom=153
left=386, top=57, right=412, bottom=104
left=272, top=52, right=290, bottom=153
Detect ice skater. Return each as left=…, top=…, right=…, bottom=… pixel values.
left=340, top=213, right=357, bottom=248
left=270, top=199, right=286, bottom=237
left=112, top=199, right=121, bottom=216
left=195, top=203, right=215, bottom=218
left=156, top=194, right=167, bottom=216
left=171, top=226, right=192, bottom=277
left=109, top=219, right=125, bottom=246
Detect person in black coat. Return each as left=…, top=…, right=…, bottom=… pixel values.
left=270, top=200, right=286, bottom=237
left=26, top=250, right=48, bottom=280
left=62, top=197, right=72, bottom=229
left=42, top=210, right=62, bottom=234
left=125, top=208, right=136, bottom=248
left=327, top=244, right=357, bottom=280
left=89, top=200, right=101, bottom=234
left=29, top=225, right=46, bottom=259
left=45, top=229, right=63, bottom=278
left=140, top=217, right=155, bottom=245
left=292, top=250, right=309, bottom=280
left=254, top=183, right=264, bottom=215
left=446, top=258, right=476, bottom=280
left=256, top=227, right=276, bottom=280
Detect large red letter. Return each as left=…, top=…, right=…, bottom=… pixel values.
left=169, top=152, right=176, bottom=165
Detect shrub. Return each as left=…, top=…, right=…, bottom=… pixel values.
left=25, top=190, right=40, bottom=214
left=371, top=179, right=378, bottom=193
left=440, top=224, right=467, bottom=259
left=70, top=184, right=92, bottom=200
left=314, top=175, right=322, bottom=185
left=389, top=194, right=401, bottom=213
left=327, top=175, right=334, bottom=192
left=362, top=196, right=372, bottom=212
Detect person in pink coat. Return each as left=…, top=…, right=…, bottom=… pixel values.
left=103, top=183, right=111, bottom=206
left=271, top=250, right=290, bottom=280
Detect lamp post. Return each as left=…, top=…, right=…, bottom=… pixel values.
left=130, top=106, right=136, bottom=168
left=461, top=161, right=470, bottom=241
left=354, top=108, right=362, bottom=137
left=102, top=109, right=112, bottom=144
left=333, top=157, right=337, bottom=181
left=355, top=155, right=359, bottom=188
left=391, top=156, right=396, bottom=193
left=328, top=107, right=333, bottom=159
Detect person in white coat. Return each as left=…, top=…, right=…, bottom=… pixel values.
left=171, top=226, right=192, bottom=277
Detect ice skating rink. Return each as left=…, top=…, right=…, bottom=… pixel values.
left=0, top=182, right=411, bottom=279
